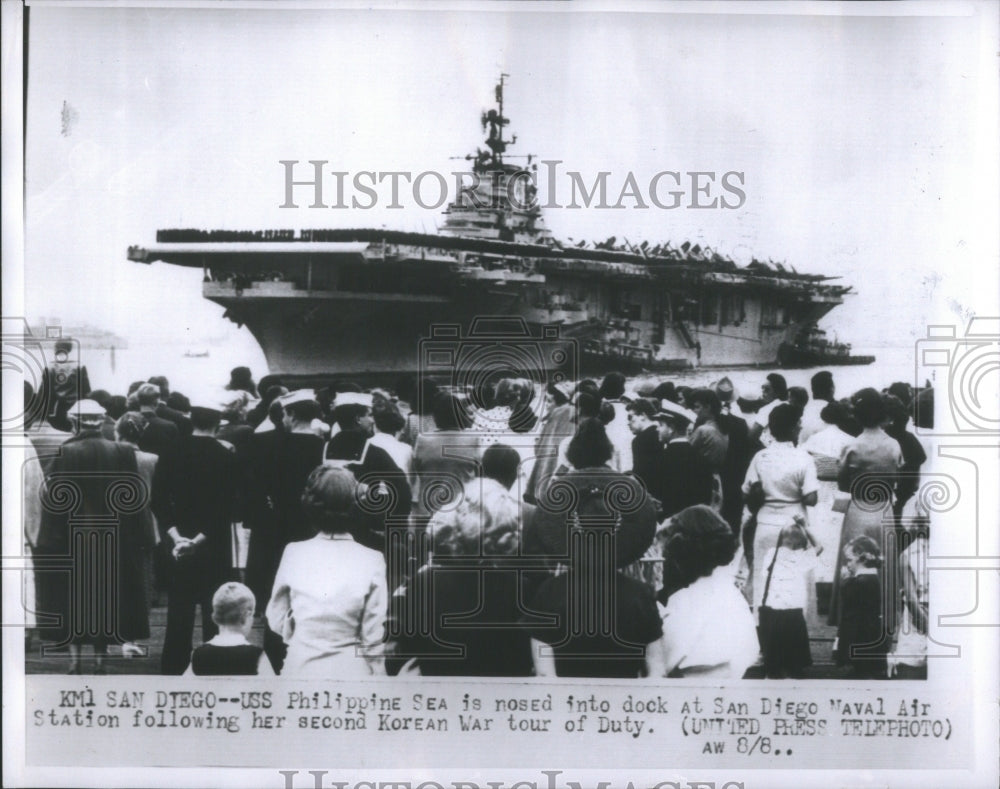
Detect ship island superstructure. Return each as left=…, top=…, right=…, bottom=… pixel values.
left=127, top=76, right=857, bottom=377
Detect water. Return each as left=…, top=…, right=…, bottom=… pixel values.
left=78, top=339, right=915, bottom=404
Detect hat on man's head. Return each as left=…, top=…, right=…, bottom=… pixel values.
left=332, top=391, right=373, bottom=409
left=70, top=399, right=106, bottom=426
left=655, top=399, right=696, bottom=426
left=279, top=389, right=318, bottom=408
left=135, top=383, right=161, bottom=404
left=72, top=399, right=106, bottom=417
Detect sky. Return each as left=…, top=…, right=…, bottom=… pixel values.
left=14, top=2, right=1000, bottom=377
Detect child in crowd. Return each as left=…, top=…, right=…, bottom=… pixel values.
left=888, top=498, right=929, bottom=679
left=757, top=516, right=822, bottom=679
left=185, top=582, right=274, bottom=676
left=835, top=536, right=889, bottom=679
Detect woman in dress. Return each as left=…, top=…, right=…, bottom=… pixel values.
left=828, top=388, right=903, bottom=626
left=656, top=505, right=759, bottom=678
left=266, top=466, right=387, bottom=677
left=741, top=403, right=819, bottom=620
left=800, top=401, right=855, bottom=590
left=524, top=382, right=575, bottom=504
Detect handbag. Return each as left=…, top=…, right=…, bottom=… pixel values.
left=746, top=481, right=766, bottom=515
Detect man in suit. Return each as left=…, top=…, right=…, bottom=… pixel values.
left=654, top=400, right=713, bottom=520
left=627, top=397, right=663, bottom=504
left=715, top=380, right=753, bottom=535
left=159, top=404, right=239, bottom=674
left=135, top=383, right=181, bottom=462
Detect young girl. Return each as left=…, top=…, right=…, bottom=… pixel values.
left=835, top=536, right=889, bottom=679
left=757, top=516, right=823, bottom=679
left=185, top=583, right=274, bottom=676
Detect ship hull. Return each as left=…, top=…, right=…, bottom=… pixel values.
left=777, top=342, right=876, bottom=368
left=211, top=284, right=810, bottom=377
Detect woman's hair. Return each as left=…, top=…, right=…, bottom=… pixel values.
left=778, top=522, right=809, bottom=551
left=373, top=401, right=405, bottom=435
left=768, top=403, right=800, bottom=442
left=430, top=478, right=520, bottom=559
left=845, top=535, right=883, bottom=568
left=432, top=392, right=472, bottom=431
left=575, top=390, right=602, bottom=420
left=661, top=505, right=738, bottom=594
left=566, top=418, right=614, bottom=469
left=211, top=582, right=256, bottom=626
left=495, top=377, right=533, bottom=409
left=599, top=372, right=626, bottom=400
left=882, top=393, right=909, bottom=431
left=300, top=466, right=359, bottom=534
left=852, top=387, right=887, bottom=429
left=115, top=412, right=147, bottom=444
left=819, top=400, right=850, bottom=428
left=482, top=443, right=521, bottom=489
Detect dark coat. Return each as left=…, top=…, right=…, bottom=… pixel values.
left=156, top=403, right=193, bottom=438
left=659, top=439, right=714, bottom=519
left=137, top=411, right=181, bottom=463
left=35, top=430, right=150, bottom=645
left=160, top=435, right=239, bottom=592
left=630, top=425, right=663, bottom=503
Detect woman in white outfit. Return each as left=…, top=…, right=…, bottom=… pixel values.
left=267, top=466, right=387, bottom=677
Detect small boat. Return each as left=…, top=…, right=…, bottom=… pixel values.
left=778, top=327, right=875, bottom=367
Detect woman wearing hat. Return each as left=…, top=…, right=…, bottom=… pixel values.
left=523, top=419, right=662, bottom=678
left=36, top=400, right=149, bottom=673
left=266, top=466, right=387, bottom=677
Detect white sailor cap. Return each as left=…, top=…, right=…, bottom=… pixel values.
left=333, top=391, right=373, bottom=409
left=279, top=389, right=318, bottom=407
left=654, top=399, right=696, bottom=425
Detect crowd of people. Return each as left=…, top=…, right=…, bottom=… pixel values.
left=22, top=359, right=932, bottom=680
